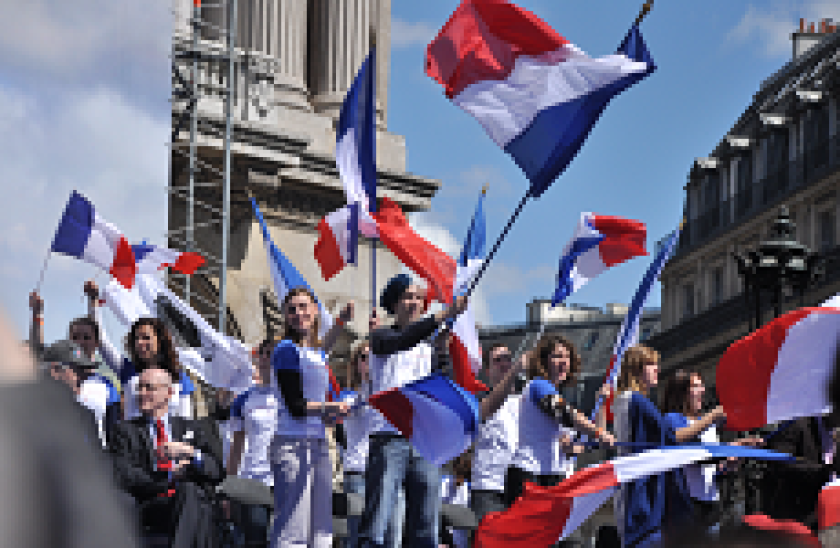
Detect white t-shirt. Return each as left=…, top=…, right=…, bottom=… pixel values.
left=229, top=385, right=281, bottom=486
left=341, top=387, right=373, bottom=474
left=685, top=421, right=720, bottom=502
left=472, top=395, right=522, bottom=492
left=273, top=340, right=329, bottom=439
left=510, top=379, right=577, bottom=475
left=440, top=475, right=471, bottom=548
left=369, top=341, right=433, bottom=435
left=77, top=376, right=110, bottom=447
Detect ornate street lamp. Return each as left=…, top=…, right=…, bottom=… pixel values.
left=734, top=206, right=823, bottom=329
left=728, top=206, right=823, bottom=516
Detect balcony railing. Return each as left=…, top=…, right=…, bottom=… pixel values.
left=675, top=133, right=839, bottom=257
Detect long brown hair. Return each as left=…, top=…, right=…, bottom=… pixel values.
left=281, top=287, right=322, bottom=348
left=347, top=341, right=370, bottom=390
left=661, top=369, right=701, bottom=415
left=126, top=317, right=181, bottom=378
left=527, top=334, right=580, bottom=389
left=616, top=344, right=659, bottom=395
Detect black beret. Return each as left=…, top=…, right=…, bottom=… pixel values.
left=381, top=274, right=413, bottom=315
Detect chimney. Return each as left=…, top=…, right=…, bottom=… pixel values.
left=793, top=19, right=830, bottom=59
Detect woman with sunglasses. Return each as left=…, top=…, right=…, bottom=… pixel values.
left=29, top=285, right=121, bottom=447
left=226, top=338, right=281, bottom=547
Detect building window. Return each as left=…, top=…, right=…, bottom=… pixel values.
left=640, top=327, right=652, bottom=342
left=682, top=284, right=695, bottom=320
left=736, top=153, right=753, bottom=216
left=804, top=103, right=829, bottom=169
left=712, top=267, right=724, bottom=306
left=583, top=331, right=600, bottom=351
left=819, top=209, right=836, bottom=252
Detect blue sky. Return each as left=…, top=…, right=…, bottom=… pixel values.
left=0, top=0, right=836, bottom=345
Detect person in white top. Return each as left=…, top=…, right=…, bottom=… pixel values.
left=227, top=338, right=280, bottom=547
left=506, top=334, right=614, bottom=509
left=470, top=344, right=526, bottom=523
left=269, top=287, right=352, bottom=548
left=358, top=274, right=468, bottom=548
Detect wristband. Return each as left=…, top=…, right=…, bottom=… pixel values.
left=336, top=317, right=345, bottom=327
left=35, top=317, right=44, bottom=325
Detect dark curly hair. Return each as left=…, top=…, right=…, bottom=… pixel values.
left=527, top=334, right=581, bottom=389
left=126, top=317, right=181, bottom=380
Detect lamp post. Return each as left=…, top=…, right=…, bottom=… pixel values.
left=729, top=206, right=823, bottom=517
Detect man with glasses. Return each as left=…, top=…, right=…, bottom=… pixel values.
left=110, top=366, right=224, bottom=548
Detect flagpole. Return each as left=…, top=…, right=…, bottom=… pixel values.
left=34, top=251, right=52, bottom=294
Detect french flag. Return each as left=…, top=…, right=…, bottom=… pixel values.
left=50, top=191, right=137, bottom=289
left=316, top=48, right=378, bottom=280
left=553, top=213, right=647, bottom=306
left=596, top=226, right=680, bottom=421
left=450, top=192, right=489, bottom=394
left=132, top=242, right=205, bottom=276
left=368, top=374, right=480, bottom=466
left=426, top=0, right=655, bottom=198
left=475, top=444, right=795, bottom=548
left=716, top=306, right=840, bottom=431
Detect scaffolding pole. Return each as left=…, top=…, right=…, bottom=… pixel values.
left=219, top=0, right=237, bottom=335
left=186, top=0, right=201, bottom=307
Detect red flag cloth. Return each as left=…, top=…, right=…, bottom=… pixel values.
left=819, top=485, right=840, bottom=530
left=449, top=335, right=488, bottom=394
left=373, top=198, right=456, bottom=303
left=742, top=514, right=820, bottom=547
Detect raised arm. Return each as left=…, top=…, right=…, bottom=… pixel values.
left=480, top=352, right=526, bottom=420
left=370, top=296, right=468, bottom=356
left=322, top=301, right=354, bottom=355
left=28, top=291, right=44, bottom=355
left=673, top=406, right=725, bottom=443
left=84, top=281, right=125, bottom=375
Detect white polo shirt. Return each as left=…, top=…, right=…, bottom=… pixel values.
left=472, top=394, right=522, bottom=492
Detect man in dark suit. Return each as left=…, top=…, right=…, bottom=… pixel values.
left=764, top=415, right=840, bottom=531
left=110, top=367, right=224, bottom=548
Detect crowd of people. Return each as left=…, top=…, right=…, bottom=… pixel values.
left=18, top=272, right=839, bottom=548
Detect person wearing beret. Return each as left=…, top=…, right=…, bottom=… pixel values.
left=357, top=274, right=468, bottom=548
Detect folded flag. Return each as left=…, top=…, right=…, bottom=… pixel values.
left=451, top=191, right=489, bottom=394
left=597, top=226, right=680, bottom=421
left=132, top=242, right=205, bottom=276
left=368, top=374, right=480, bottom=466
left=716, top=307, right=840, bottom=431
left=252, top=198, right=334, bottom=337
left=819, top=479, right=840, bottom=531
left=50, top=191, right=137, bottom=289
left=475, top=444, right=795, bottom=548
left=742, top=515, right=820, bottom=547
left=553, top=213, right=647, bottom=306
left=426, top=0, right=655, bottom=198
left=374, top=197, right=457, bottom=303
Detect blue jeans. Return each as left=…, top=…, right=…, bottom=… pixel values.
left=344, top=472, right=404, bottom=548
left=358, top=435, right=440, bottom=548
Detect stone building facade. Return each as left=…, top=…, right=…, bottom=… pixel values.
left=651, top=23, right=840, bottom=385
left=168, top=0, right=441, bottom=378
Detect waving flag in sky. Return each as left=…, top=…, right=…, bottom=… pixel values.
left=596, top=226, right=680, bottom=421
left=553, top=213, right=647, bottom=306
left=316, top=48, right=378, bottom=280
left=50, top=191, right=137, bottom=289
left=132, top=242, right=205, bottom=276
left=368, top=374, right=480, bottom=466
left=451, top=191, right=489, bottom=393
left=475, top=444, right=795, bottom=548
left=426, top=0, right=656, bottom=198
left=717, top=307, right=840, bottom=431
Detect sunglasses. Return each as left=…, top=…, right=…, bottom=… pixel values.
left=71, top=334, right=93, bottom=342
left=491, top=354, right=512, bottom=362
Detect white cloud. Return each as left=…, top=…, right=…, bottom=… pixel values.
left=391, top=18, right=437, bottom=49
left=728, top=1, right=840, bottom=58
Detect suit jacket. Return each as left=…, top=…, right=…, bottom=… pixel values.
left=765, top=417, right=839, bottom=529
left=109, top=414, right=225, bottom=503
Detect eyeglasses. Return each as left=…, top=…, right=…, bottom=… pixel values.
left=71, top=334, right=93, bottom=342
left=491, top=354, right=512, bottom=362
left=137, top=382, right=170, bottom=392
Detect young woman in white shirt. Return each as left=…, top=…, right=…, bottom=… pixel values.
left=505, top=335, right=614, bottom=508
left=269, top=287, right=352, bottom=548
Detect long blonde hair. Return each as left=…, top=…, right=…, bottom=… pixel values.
left=616, top=344, right=660, bottom=395
left=281, top=287, right=322, bottom=348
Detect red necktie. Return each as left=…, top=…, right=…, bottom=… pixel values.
left=154, top=418, right=176, bottom=497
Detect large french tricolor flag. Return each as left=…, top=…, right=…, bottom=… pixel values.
left=716, top=306, right=840, bottom=431
left=450, top=192, right=489, bottom=394
left=553, top=213, right=647, bottom=306
left=426, top=0, right=655, bottom=198
left=132, top=242, right=205, bottom=276
left=475, top=444, right=795, bottom=548
left=50, top=191, right=137, bottom=289
left=596, top=226, right=680, bottom=420
left=368, top=374, right=480, bottom=466
left=316, top=48, right=378, bottom=280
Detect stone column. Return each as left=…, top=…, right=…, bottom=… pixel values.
left=272, top=0, right=309, bottom=109
left=309, top=0, right=373, bottom=120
